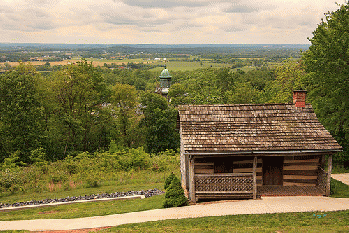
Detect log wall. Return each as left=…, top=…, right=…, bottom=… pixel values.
left=283, top=155, right=320, bottom=186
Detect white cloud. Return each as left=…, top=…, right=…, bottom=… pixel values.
left=0, top=0, right=346, bottom=43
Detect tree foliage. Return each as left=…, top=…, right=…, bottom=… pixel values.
left=48, top=60, right=110, bottom=156
left=140, top=92, right=179, bottom=154
left=110, top=83, right=141, bottom=148
left=0, top=64, right=45, bottom=162
left=267, top=59, right=307, bottom=103
left=164, top=172, right=176, bottom=190
left=303, top=3, right=349, bottom=152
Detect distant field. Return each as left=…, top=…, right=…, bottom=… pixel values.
left=0, top=60, right=151, bottom=68
left=0, top=58, right=265, bottom=73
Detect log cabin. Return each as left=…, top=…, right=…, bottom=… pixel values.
left=177, top=91, right=342, bottom=203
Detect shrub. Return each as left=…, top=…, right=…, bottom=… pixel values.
left=163, top=174, right=188, bottom=208
left=164, top=172, right=176, bottom=190
left=30, top=147, right=48, bottom=165
left=84, top=171, right=100, bottom=188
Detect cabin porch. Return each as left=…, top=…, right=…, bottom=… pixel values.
left=186, top=154, right=332, bottom=203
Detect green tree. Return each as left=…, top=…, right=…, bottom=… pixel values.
left=0, top=63, right=45, bottom=163
left=110, top=83, right=140, bottom=147
left=164, top=172, right=176, bottom=190
left=266, top=59, right=306, bottom=103
left=49, top=60, right=110, bottom=157
left=140, top=92, right=179, bottom=153
left=163, top=174, right=188, bottom=208
left=302, top=3, right=349, bottom=152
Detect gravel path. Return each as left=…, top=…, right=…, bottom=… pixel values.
left=0, top=189, right=163, bottom=211
left=1, top=196, right=349, bottom=231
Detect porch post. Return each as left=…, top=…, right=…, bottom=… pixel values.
left=188, top=155, right=196, bottom=203
left=253, top=156, right=257, bottom=199
left=320, top=155, right=326, bottom=169
left=326, top=154, right=333, bottom=197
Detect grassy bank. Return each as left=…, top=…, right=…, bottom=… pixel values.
left=0, top=148, right=179, bottom=198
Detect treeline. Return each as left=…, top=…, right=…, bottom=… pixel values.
left=0, top=61, right=179, bottom=164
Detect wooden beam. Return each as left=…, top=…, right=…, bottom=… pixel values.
left=195, top=173, right=253, bottom=177
left=196, top=191, right=253, bottom=194
left=253, top=156, right=257, bottom=199
left=194, top=168, right=214, bottom=174
left=284, top=182, right=316, bottom=187
left=326, top=155, right=332, bottom=197
left=283, top=165, right=319, bottom=171
left=234, top=167, right=262, bottom=173
left=195, top=162, right=214, bottom=166
left=189, top=156, right=196, bottom=203
left=284, top=175, right=318, bottom=180
left=283, top=158, right=320, bottom=164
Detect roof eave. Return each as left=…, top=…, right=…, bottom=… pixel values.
left=184, top=149, right=343, bottom=156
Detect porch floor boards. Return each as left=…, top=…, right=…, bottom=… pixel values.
left=258, top=186, right=325, bottom=196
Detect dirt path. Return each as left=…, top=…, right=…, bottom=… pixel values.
left=1, top=196, right=349, bottom=231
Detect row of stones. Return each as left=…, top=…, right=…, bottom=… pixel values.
left=0, top=188, right=164, bottom=208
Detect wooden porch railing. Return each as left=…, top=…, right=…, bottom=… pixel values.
left=194, top=173, right=254, bottom=199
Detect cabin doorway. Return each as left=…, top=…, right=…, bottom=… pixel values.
left=263, top=157, right=284, bottom=185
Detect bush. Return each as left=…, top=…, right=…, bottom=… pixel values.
left=163, top=174, right=188, bottom=208
left=164, top=172, right=176, bottom=190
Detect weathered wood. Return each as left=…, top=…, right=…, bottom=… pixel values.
left=234, top=167, right=262, bottom=173
left=194, top=173, right=254, bottom=196
left=189, top=156, right=195, bottom=203
left=196, top=191, right=252, bottom=194
left=321, top=154, right=326, bottom=169
left=195, top=164, right=214, bottom=170
left=233, top=159, right=262, bottom=164
left=284, top=182, right=316, bottom=186
left=253, top=156, right=257, bottom=199
left=326, top=155, right=332, bottom=196
left=283, top=165, right=318, bottom=171
left=178, top=104, right=342, bottom=154
left=283, top=175, right=318, bottom=180
left=196, top=173, right=253, bottom=177
left=284, top=158, right=319, bottom=164
left=194, top=168, right=214, bottom=174
left=179, top=126, right=187, bottom=194
left=284, top=170, right=318, bottom=176
left=195, top=162, right=214, bottom=166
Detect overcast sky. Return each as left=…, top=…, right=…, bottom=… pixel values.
left=0, top=0, right=345, bottom=44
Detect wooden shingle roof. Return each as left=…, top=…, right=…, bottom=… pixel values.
left=178, top=104, right=342, bottom=155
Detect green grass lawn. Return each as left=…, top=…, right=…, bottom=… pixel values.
left=330, top=178, right=349, bottom=198
left=104, top=210, right=349, bottom=232
left=0, top=193, right=164, bottom=221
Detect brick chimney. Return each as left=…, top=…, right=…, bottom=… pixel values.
left=293, top=90, right=307, bottom=107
